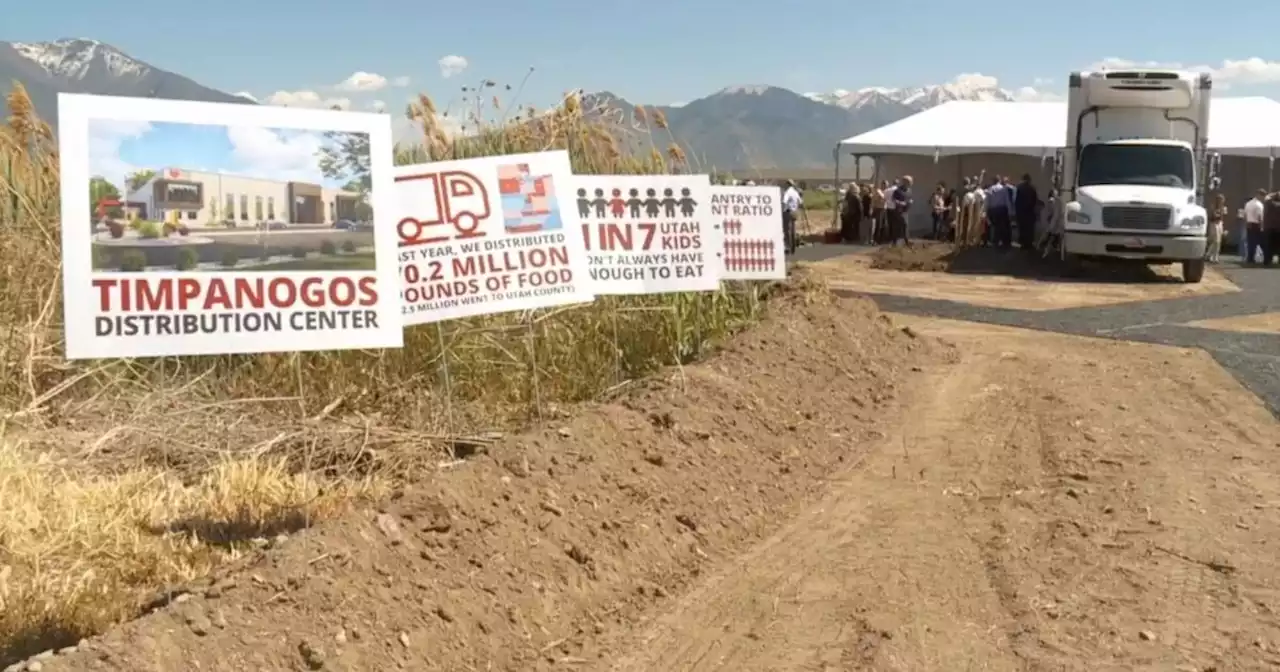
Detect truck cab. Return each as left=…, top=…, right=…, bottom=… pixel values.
left=1055, top=69, right=1220, bottom=283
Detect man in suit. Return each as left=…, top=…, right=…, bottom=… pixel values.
left=1014, top=173, right=1040, bottom=251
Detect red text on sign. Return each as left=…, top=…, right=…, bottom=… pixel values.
left=91, top=276, right=379, bottom=312
left=581, top=222, right=656, bottom=252
left=395, top=170, right=490, bottom=247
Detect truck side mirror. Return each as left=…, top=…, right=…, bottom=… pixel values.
left=1210, top=177, right=1221, bottom=191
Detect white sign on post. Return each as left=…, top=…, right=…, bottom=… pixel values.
left=57, top=93, right=402, bottom=359
left=393, top=150, right=593, bottom=324
left=574, top=174, right=720, bottom=294
left=709, top=185, right=786, bottom=280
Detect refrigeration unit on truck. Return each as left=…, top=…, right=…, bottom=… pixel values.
left=1053, top=69, right=1220, bottom=283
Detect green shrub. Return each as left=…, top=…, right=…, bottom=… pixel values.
left=219, top=249, right=240, bottom=268
left=119, top=250, right=147, bottom=272
left=340, top=240, right=357, bottom=253
left=290, top=246, right=308, bottom=259
left=90, top=247, right=109, bottom=270
left=136, top=221, right=161, bottom=239
left=319, top=240, right=337, bottom=256
left=175, top=248, right=199, bottom=271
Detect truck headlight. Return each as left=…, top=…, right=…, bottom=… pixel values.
left=1179, top=215, right=1205, bottom=231
left=1066, top=210, right=1091, bottom=225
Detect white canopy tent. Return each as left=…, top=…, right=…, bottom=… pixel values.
left=833, top=97, right=1280, bottom=233
left=838, top=97, right=1280, bottom=159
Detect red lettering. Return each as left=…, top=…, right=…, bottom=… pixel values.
left=91, top=275, right=381, bottom=312
left=231, top=277, right=265, bottom=309
left=178, top=279, right=201, bottom=308
left=357, top=277, right=378, bottom=306
left=637, top=223, right=657, bottom=250
left=268, top=278, right=296, bottom=307
left=136, top=279, right=171, bottom=311
left=92, top=278, right=118, bottom=311
left=328, top=278, right=356, bottom=307
left=300, top=278, right=326, bottom=307
left=205, top=279, right=232, bottom=310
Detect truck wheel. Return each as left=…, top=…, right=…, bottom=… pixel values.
left=1182, top=259, right=1205, bottom=284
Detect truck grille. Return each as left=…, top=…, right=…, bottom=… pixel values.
left=1101, top=206, right=1171, bottom=230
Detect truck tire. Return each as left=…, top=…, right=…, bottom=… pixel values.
left=1182, top=259, right=1205, bottom=284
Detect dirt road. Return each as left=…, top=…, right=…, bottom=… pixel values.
left=600, top=318, right=1280, bottom=672
left=16, top=277, right=1280, bottom=672
left=805, top=242, right=1240, bottom=311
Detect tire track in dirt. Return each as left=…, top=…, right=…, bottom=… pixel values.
left=598, top=318, right=1280, bottom=672
left=599, top=348, right=1031, bottom=672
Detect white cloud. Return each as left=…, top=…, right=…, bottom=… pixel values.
left=949, top=72, right=999, bottom=89
left=391, top=76, right=410, bottom=87
left=939, top=56, right=1280, bottom=104
left=438, top=55, right=468, bottom=79
left=1012, top=85, right=1062, bottom=102
left=1087, top=57, right=1280, bottom=84
left=233, top=91, right=258, bottom=102
left=87, top=119, right=152, bottom=189
left=334, top=71, right=388, bottom=92
left=370, top=100, right=387, bottom=113
left=226, top=125, right=333, bottom=184
left=263, top=90, right=351, bottom=110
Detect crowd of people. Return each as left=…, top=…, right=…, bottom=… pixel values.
left=755, top=175, right=1280, bottom=265
left=837, top=174, right=1047, bottom=250
left=1238, top=189, right=1280, bottom=266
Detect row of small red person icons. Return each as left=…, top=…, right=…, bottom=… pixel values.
left=723, top=219, right=747, bottom=235
left=724, top=256, right=778, bottom=272
left=723, top=239, right=775, bottom=255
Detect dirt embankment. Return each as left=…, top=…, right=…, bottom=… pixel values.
left=22, top=286, right=950, bottom=672
left=597, top=318, right=1280, bottom=672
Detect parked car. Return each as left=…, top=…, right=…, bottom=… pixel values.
left=259, top=221, right=288, bottom=231
left=334, top=219, right=356, bottom=230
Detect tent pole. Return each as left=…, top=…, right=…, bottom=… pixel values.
left=832, top=144, right=841, bottom=230
left=1270, top=147, right=1275, bottom=191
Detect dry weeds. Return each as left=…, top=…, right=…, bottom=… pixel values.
left=0, top=77, right=768, bottom=665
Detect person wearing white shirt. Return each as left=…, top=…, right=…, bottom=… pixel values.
left=882, top=184, right=898, bottom=211
left=781, top=180, right=802, bottom=253
left=1244, top=189, right=1266, bottom=263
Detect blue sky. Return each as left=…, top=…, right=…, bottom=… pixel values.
left=87, top=120, right=355, bottom=190
left=13, top=0, right=1280, bottom=129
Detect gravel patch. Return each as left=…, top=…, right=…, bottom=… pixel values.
left=830, top=276, right=1280, bottom=419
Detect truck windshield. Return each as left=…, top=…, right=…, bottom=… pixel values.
left=1078, top=144, right=1195, bottom=188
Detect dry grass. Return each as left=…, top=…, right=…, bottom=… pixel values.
left=0, top=77, right=773, bottom=664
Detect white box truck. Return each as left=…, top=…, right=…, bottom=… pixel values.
left=1054, top=69, right=1220, bottom=283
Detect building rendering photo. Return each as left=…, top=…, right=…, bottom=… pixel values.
left=124, top=167, right=364, bottom=228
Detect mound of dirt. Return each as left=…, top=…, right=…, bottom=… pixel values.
left=23, top=286, right=953, bottom=672
left=869, top=241, right=957, bottom=272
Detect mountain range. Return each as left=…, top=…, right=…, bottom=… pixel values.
left=0, top=38, right=248, bottom=129
left=1, top=38, right=1019, bottom=169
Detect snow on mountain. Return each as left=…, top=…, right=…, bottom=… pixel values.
left=804, top=81, right=1015, bottom=110
left=11, top=38, right=150, bottom=80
